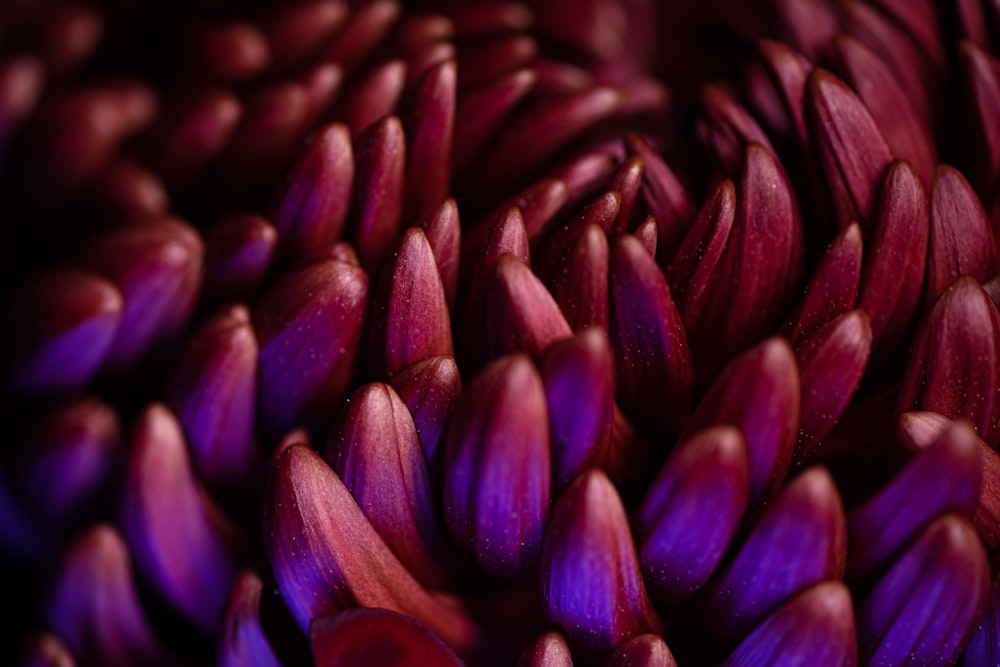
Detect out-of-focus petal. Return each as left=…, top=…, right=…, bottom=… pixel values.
left=310, top=608, right=465, bottom=667
left=218, top=571, right=282, bottom=667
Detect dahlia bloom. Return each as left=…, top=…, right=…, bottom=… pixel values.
left=3, top=1, right=1000, bottom=666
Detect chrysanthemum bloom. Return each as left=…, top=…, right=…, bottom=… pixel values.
left=3, top=1, right=1000, bottom=666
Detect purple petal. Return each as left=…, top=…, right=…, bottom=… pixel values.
left=218, top=571, right=282, bottom=667
left=610, top=233, right=693, bottom=432
left=608, top=156, right=644, bottom=232
left=404, top=59, right=455, bottom=221
left=541, top=469, right=661, bottom=662
left=416, top=198, right=461, bottom=308
left=625, top=133, right=695, bottom=260
left=443, top=354, right=551, bottom=579
left=389, top=355, right=462, bottom=474
left=634, top=426, right=749, bottom=604
left=202, top=214, right=277, bottom=306
left=963, top=570, right=1000, bottom=667
left=600, top=634, right=677, bottom=667
left=551, top=223, right=610, bottom=333
left=340, top=59, right=407, bottom=136
left=516, top=632, right=573, bottom=667
left=697, top=467, right=847, bottom=642
left=697, top=84, right=778, bottom=177
left=370, top=227, right=453, bottom=378
left=454, top=69, right=535, bottom=173
left=352, top=115, right=405, bottom=276
left=310, top=608, right=465, bottom=667
left=718, top=582, right=857, bottom=667
left=857, top=514, right=990, bottom=667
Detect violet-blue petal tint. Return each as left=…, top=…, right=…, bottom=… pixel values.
left=254, top=255, right=368, bottom=439
left=895, top=276, right=1000, bottom=448
left=610, top=233, right=693, bottom=432
left=696, top=466, right=846, bottom=642
left=120, top=404, right=246, bottom=634
left=846, top=420, right=982, bottom=582
left=793, top=310, right=872, bottom=461
left=201, top=214, right=277, bottom=307
left=486, top=253, right=573, bottom=361
left=857, top=514, right=990, bottom=667
left=807, top=67, right=893, bottom=231
left=541, top=469, right=661, bottom=663
left=857, top=160, right=928, bottom=356
left=218, top=571, right=282, bottom=667
left=352, top=115, right=405, bottom=275
left=515, top=631, right=573, bottom=667
left=682, top=337, right=800, bottom=508
left=389, top=355, right=462, bottom=473
left=261, top=443, right=490, bottom=663
left=963, top=570, right=1000, bottom=667
left=782, top=222, right=862, bottom=345
left=718, top=582, right=857, bottom=667
left=600, top=634, right=677, bottom=667
left=925, top=165, right=997, bottom=309
left=540, top=329, right=614, bottom=490
left=164, top=304, right=262, bottom=503
left=269, top=121, right=353, bottom=263
left=310, top=608, right=465, bottom=667
left=404, top=59, right=455, bottom=221
left=326, top=382, right=459, bottom=588
left=4, top=266, right=125, bottom=395
left=443, top=354, right=551, bottom=579
left=79, top=216, right=203, bottom=377
left=634, top=426, right=749, bottom=604
left=551, top=223, right=610, bottom=333
left=43, top=524, right=179, bottom=667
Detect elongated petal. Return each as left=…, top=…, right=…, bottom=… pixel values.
left=120, top=404, right=246, bottom=633
left=80, top=217, right=203, bottom=377
left=794, top=310, right=872, bottom=460
left=444, top=354, right=551, bottom=578
left=181, top=21, right=269, bottom=84
left=202, top=213, right=277, bottom=307
left=454, top=68, right=536, bottom=173
left=259, top=1, right=347, bottom=72
left=541, top=329, right=614, bottom=489
left=808, top=68, right=893, bottom=230
left=262, top=444, right=495, bottom=664
left=858, top=160, right=928, bottom=355
left=682, top=338, right=800, bottom=508
left=416, top=198, right=461, bottom=308
left=254, top=256, right=368, bottom=438
left=327, top=382, right=459, bottom=588
left=43, top=525, right=179, bottom=667
left=926, top=165, right=997, bottom=308
left=541, top=469, right=660, bottom=662
left=697, top=467, right=846, bottom=642
left=634, top=426, right=749, bottom=604
left=958, top=41, right=1000, bottom=200
left=536, top=191, right=620, bottom=284
left=6, top=266, right=122, bottom=395
left=219, top=571, right=282, bottom=667
left=389, top=355, right=461, bottom=473
left=269, top=122, right=353, bottom=262
left=311, top=608, right=465, bottom=667
left=625, top=133, right=694, bottom=259
left=320, top=0, right=401, bottom=73
left=846, top=420, right=982, bottom=581
left=697, top=84, right=777, bottom=177
left=601, top=634, right=676, bottom=667
left=963, top=571, right=1000, bottom=666
left=857, top=514, right=990, bottom=667
left=404, top=59, right=455, bottom=221
left=15, top=632, right=76, bottom=667
left=896, top=277, right=1000, bottom=448
left=551, top=225, right=610, bottom=334
left=371, top=227, right=453, bottom=378
left=719, top=582, right=857, bottom=667
left=340, top=59, right=406, bottom=136
left=164, top=304, right=262, bottom=503
left=516, top=632, right=573, bottom=667
left=610, top=234, right=693, bottom=432
left=782, top=223, right=862, bottom=344
left=353, top=115, right=405, bottom=275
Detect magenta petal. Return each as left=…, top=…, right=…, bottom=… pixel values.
left=963, top=571, right=1000, bottom=666
left=43, top=525, right=179, bottom=667
left=697, top=467, right=847, bottom=642
left=808, top=68, right=893, bottom=231
left=682, top=338, right=800, bottom=508
left=404, top=59, right=455, bottom=221
left=443, top=354, right=551, bottom=579
left=416, top=198, right=461, bottom=308
left=540, top=329, right=614, bottom=489
left=757, top=39, right=813, bottom=146
left=896, top=277, right=1000, bottom=448
left=846, top=420, right=982, bottom=582
left=352, top=115, right=406, bottom=276
left=164, top=304, right=262, bottom=503
left=516, top=631, right=573, bottom=667
left=958, top=41, right=1000, bottom=200
left=610, top=234, right=693, bottom=432
left=5, top=266, right=122, bottom=395
left=14, top=632, right=76, bottom=667
left=551, top=225, right=610, bottom=334
left=925, top=165, right=997, bottom=308
left=625, top=133, right=694, bottom=260
left=254, top=256, right=368, bottom=438
left=600, top=634, right=677, bottom=667
left=120, top=405, right=246, bottom=633
left=327, top=382, right=460, bottom=588
left=370, top=227, right=453, bottom=378
left=697, top=84, right=778, bottom=177
left=202, top=214, right=277, bottom=306
left=340, top=59, right=407, bottom=136
left=319, top=0, right=401, bottom=73
left=453, top=68, right=536, bottom=174
left=634, top=426, right=749, bottom=604
left=857, top=514, right=990, bottom=667
left=718, top=582, right=857, bottom=667
left=310, top=608, right=465, bottom=667
left=541, top=469, right=661, bottom=662
left=389, top=355, right=462, bottom=473
left=218, top=571, right=282, bottom=667
left=259, top=1, right=347, bottom=73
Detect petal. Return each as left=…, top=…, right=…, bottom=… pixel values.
left=218, top=571, right=282, bottom=667
left=453, top=68, right=536, bottom=174
left=403, top=59, right=455, bottom=221
left=310, top=608, right=465, bottom=667
left=516, top=632, right=573, bottom=667
left=625, top=133, right=694, bottom=260
left=202, top=214, right=277, bottom=306
left=389, top=355, right=462, bottom=475
left=550, top=223, right=610, bottom=333
left=600, top=634, right=677, bottom=667
left=352, top=115, right=406, bottom=276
